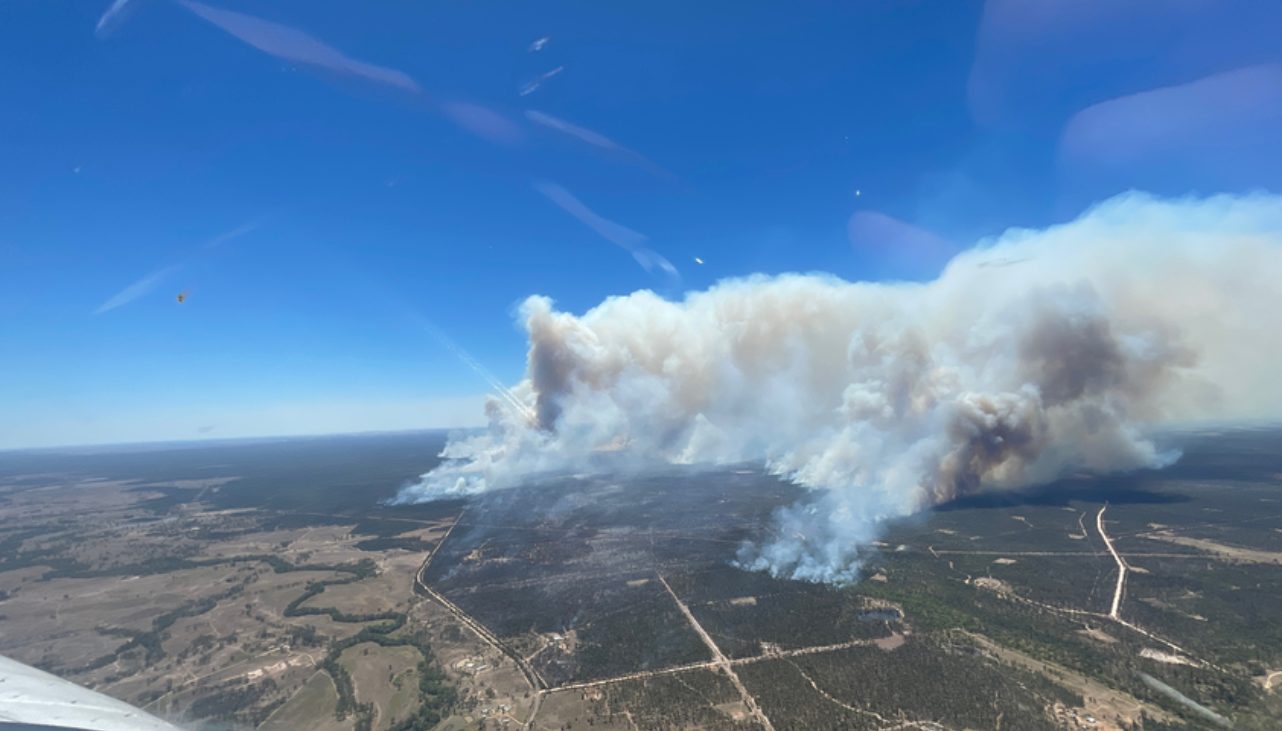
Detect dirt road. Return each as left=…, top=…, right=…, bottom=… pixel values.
left=1097, top=505, right=1129, bottom=620
left=411, top=511, right=547, bottom=729
left=657, top=575, right=776, bottom=731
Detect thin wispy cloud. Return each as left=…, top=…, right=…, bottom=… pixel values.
left=525, top=110, right=621, bottom=150
left=108, top=2, right=538, bottom=152
left=173, top=0, right=422, bottom=92
left=424, top=323, right=536, bottom=425
left=101, top=1, right=670, bottom=188
left=534, top=181, right=648, bottom=249
left=441, top=102, right=525, bottom=146
left=1060, top=64, right=1282, bottom=168
left=98, top=3, right=679, bottom=275
left=94, top=265, right=182, bottom=315
left=95, top=0, right=156, bottom=39
left=967, top=0, right=1280, bottom=128
left=847, top=210, right=957, bottom=276
left=93, top=221, right=258, bottom=315
left=171, top=2, right=535, bottom=149
left=526, top=110, right=676, bottom=180
left=95, top=0, right=132, bottom=37
left=207, top=219, right=260, bottom=247
left=534, top=181, right=678, bottom=277
left=519, top=67, right=564, bottom=96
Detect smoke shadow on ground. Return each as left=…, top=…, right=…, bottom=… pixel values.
left=934, top=427, right=1282, bottom=513
left=933, top=475, right=1193, bottom=512
left=1148, top=426, right=1282, bottom=484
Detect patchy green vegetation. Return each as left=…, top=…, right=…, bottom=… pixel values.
left=737, top=637, right=1073, bottom=731
left=5, top=429, right=1282, bottom=730
left=584, top=670, right=749, bottom=731
left=69, top=584, right=246, bottom=673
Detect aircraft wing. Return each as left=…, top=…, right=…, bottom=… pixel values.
left=0, top=654, right=185, bottom=731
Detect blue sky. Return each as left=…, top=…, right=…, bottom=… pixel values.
left=3, top=0, right=1281, bottom=449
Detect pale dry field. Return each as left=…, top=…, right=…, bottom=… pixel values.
left=0, top=473, right=553, bottom=731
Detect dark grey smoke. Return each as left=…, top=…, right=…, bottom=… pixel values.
left=398, top=191, right=1282, bottom=583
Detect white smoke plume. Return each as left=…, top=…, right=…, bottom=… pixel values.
left=395, top=192, right=1282, bottom=583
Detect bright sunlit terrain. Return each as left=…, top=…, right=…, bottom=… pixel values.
left=2, top=2, right=1281, bottom=731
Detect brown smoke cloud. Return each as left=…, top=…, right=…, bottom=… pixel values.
left=396, top=192, right=1282, bottom=582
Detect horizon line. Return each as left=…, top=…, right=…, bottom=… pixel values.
left=0, top=426, right=486, bottom=456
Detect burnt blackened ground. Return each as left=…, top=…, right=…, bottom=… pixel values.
left=6, top=428, right=1281, bottom=726
left=421, top=428, right=1282, bottom=727
left=421, top=468, right=809, bottom=682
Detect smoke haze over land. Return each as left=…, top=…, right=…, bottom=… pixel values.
left=396, top=192, right=1282, bottom=583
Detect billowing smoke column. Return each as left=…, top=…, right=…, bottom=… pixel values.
left=395, top=192, right=1282, bottom=583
